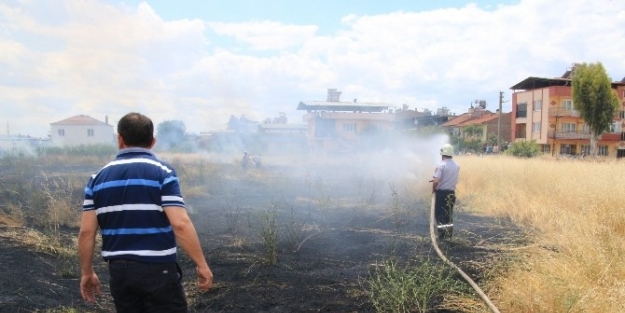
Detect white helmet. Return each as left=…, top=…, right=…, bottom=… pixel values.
left=440, top=144, right=454, bottom=156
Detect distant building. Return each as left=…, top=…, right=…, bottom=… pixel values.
left=0, top=134, right=46, bottom=156
left=258, top=123, right=307, bottom=153
left=440, top=106, right=512, bottom=151
left=510, top=66, right=625, bottom=157
left=50, top=115, right=115, bottom=146
left=297, top=89, right=440, bottom=152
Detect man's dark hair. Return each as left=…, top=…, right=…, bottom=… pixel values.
left=117, top=112, right=154, bottom=148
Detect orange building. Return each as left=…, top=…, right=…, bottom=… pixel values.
left=297, top=89, right=446, bottom=153
left=510, top=68, right=625, bottom=158
left=440, top=105, right=511, bottom=153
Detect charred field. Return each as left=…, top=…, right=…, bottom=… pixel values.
left=0, top=156, right=527, bottom=313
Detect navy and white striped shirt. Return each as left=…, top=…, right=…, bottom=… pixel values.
left=83, top=148, right=185, bottom=263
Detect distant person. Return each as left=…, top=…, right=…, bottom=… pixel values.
left=432, top=143, right=460, bottom=240
left=78, top=112, right=213, bottom=312
left=242, top=151, right=250, bottom=170
left=253, top=154, right=262, bottom=168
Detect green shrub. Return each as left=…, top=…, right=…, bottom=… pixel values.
left=505, top=140, right=541, bottom=158
left=363, top=257, right=464, bottom=313
left=38, top=144, right=116, bottom=157
left=259, top=209, right=279, bottom=265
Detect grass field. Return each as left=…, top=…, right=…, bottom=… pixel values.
left=1, top=152, right=623, bottom=312
left=456, top=155, right=625, bottom=313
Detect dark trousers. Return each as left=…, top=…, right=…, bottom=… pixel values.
left=108, top=261, right=187, bottom=313
left=434, top=190, right=456, bottom=239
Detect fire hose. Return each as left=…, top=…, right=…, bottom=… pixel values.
left=429, top=195, right=501, bottom=313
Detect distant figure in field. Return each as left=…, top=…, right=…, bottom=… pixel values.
left=242, top=151, right=250, bottom=170
left=432, top=143, right=460, bottom=241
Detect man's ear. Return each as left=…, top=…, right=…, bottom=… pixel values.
left=149, top=137, right=156, bottom=149
left=117, top=134, right=125, bottom=149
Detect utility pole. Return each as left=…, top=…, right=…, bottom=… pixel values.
left=497, top=91, right=503, bottom=153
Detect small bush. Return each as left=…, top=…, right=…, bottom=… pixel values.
left=505, top=140, right=541, bottom=158
left=259, top=209, right=280, bottom=265
left=364, top=257, right=465, bottom=313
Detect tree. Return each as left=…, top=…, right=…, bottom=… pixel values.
left=463, top=125, right=479, bottom=139
left=572, top=62, right=620, bottom=156
left=156, top=120, right=187, bottom=151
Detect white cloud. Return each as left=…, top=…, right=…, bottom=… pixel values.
left=207, top=20, right=318, bottom=51
left=1, top=0, right=625, bottom=137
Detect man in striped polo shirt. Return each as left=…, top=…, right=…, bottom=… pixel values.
left=78, top=112, right=213, bottom=312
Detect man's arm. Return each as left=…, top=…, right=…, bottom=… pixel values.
left=164, top=207, right=213, bottom=291
left=77, top=210, right=101, bottom=303
left=432, top=165, right=441, bottom=193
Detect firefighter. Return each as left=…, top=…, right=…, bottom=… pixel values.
left=242, top=151, right=250, bottom=170
left=253, top=154, right=262, bottom=168
left=432, top=143, right=460, bottom=240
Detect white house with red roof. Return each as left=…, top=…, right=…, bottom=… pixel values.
left=50, top=115, right=115, bottom=146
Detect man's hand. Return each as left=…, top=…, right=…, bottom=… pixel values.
left=80, top=273, right=101, bottom=303
left=196, top=265, right=213, bottom=291
left=164, top=206, right=213, bottom=291
left=431, top=178, right=440, bottom=194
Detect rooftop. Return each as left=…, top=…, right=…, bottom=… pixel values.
left=510, top=76, right=625, bottom=91
left=50, top=115, right=110, bottom=126
left=297, top=101, right=395, bottom=113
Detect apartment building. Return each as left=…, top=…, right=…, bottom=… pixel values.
left=510, top=69, right=625, bottom=157
left=297, top=89, right=445, bottom=153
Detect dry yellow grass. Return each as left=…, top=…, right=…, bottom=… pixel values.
left=0, top=209, right=23, bottom=227
left=456, top=155, right=625, bottom=313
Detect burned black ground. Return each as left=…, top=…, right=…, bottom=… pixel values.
left=0, top=162, right=527, bottom=312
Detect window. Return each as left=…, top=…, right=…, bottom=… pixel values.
left=58, top=129, right=65, bottom=136
left=581, top=123, right=590, bottom=133
left=560, top=144, right=572, bottom=155
left=343, top=123, right=356, bottom=132
left=541, top=144, right=551, bottom=153
left=517, top=102, right=527, bottom=118
left=581, top=145, right=590, bottom=155
left=609, top=122, right=621, bottom=133
left=533, top=100, right=542, bottom=111
left=598, top=145, right=608, bottom=156
left=87, top=129, right=94, bottom=137
left=620, top=111, right=625, bottom=119
left=562, top=99, right=573, bottom=110
left=561, top=123, right=577, bottom=132
left=532, top=122, right=541, bottom=133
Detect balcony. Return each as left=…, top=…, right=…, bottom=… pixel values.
left=549, top=108, right=580, bottom=117
left=547, top=130, right=591, bottom=139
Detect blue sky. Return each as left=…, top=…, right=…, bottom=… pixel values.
left=115, top=1, right=517, bottom=28
left=1, top=0, right=624, bottom=137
